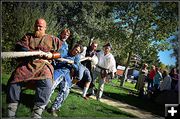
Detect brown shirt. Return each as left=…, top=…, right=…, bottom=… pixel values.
left=10, top=33, right=62, bottom=83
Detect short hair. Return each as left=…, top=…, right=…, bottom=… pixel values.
left=103, top=42, right=112, bottom=49
left=61, top=28, right=70, bottom=35
left=72, top=43, right=84, bottom=53
left=91, top=40, right=98, bottom=45
left=163, top=70, right=168, bottom=76
left=144, top=63, right=148, bottom=67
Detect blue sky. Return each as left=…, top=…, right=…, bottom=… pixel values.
left=158, top=49, right=176, bottom=66
left=158, top=35, right=177, bottom=66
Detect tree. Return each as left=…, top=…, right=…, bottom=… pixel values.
left=169, top=35, right=179, bottom=67
left=111, top=2, right=178, bottom=86
left=55, top=2, right=114, bottom=47
left=2, top=1, right=178, bottom=78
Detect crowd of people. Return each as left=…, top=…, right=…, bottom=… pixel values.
left=135, top=63, right=179, bottom=99
left=6, top=18, right=117, bottom=118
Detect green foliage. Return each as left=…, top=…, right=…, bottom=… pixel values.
left=2, top=2, right=178, bottom=74
left=169, top=35, right=179, bottom=67
left=2, top=2, right=60, bottom=73
left=112, top=2, right=178, bottom=86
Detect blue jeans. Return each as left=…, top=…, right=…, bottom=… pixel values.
left=51, top=78, right=70, bottom=110
left=7, top=79, right=52, bottom=106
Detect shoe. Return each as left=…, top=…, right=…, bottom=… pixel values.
left=46, top=108, right=52, bottom=114
left=52, top=110, right=58, bottom=117
left=83, top=96, right=89, bottom=100
left=96, top=95, right=101, bottom=101
left=96, top=97, right=100, bottom=101
left=47, top=108, right=58, bottom=117
left=86, top=93, right=92, bottom=97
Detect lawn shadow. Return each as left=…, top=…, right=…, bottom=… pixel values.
left=69, top=90, right=135, bottom=117
left=98, top=102, right=136, bottom=117
left=19, top=91, right=35, bottom=110
left=103, top=91, right=164, bottom=117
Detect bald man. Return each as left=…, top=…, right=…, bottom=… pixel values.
left=6, top=18, right=63, bottom=118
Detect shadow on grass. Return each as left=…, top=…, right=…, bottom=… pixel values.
left=19, top=92, right=35, bottom=110
left=67, top=91, right=136, bottom=117
left=98, top=102, right=135, bottom=117
left=103, top=91, right=164, bottom=117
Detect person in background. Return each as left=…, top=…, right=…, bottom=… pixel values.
left=6, top=18, right=62, bottom=118
left=153, top=67, right=162, bottom=92
left=93, top=42, right=116, bottom=101
left=159, top=70, right=172, bottom=91
left=174, top=69, right=179, bottom=91
left=169, top=67, right=178, bottom=90
left=135, top=63, right=148, bottom=97
left=147, top=65, right=156, bottom=91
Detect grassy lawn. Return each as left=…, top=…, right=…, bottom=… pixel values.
left=100, top=78, right=164, bottom=117
left=1, top=73, right=135, bottom=118
left=124, top=81, right=137, bottom=90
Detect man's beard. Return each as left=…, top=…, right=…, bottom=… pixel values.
left=34, top=31, right=44, bottom=38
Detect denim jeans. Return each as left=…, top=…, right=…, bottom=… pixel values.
left=7, top=79, right=52, bottom=106
left=51, top=78, right=70, bottom=110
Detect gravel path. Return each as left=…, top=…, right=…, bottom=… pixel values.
left=71, top=88, right=162, bottom=118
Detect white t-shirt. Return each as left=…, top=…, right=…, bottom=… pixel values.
left=96, top=50, right=116, bottom=73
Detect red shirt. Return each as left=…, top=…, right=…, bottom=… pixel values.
left=149, top=69, right=156, bottom=80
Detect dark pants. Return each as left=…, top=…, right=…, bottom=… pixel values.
left=171, top=79, right=178, bottom=90
left=7, top=79, right=52, bottom=106
left=147, top=79, right=154, bottom=90
left=51, top=78, right=70, bottom=111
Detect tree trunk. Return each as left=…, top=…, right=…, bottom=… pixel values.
left=120, top=51, right=132, bottom=87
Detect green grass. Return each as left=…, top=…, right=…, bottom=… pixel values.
left=45, top=91, right=135, bottom=117
left=105, top=78, right=136, bottom=90
left=93, top=78, right=163, bottom=117
left=1, top=73, right=135, bottom=118
left=124, top=81, right=137, bottom=91
left=98, top=79, right=164, bottom=117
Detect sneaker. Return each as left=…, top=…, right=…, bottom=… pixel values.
left=47, top=108, right=58, bottom=117
left=83, top=96, right=89, bottom=100
left=86, top=93, right=92, bottom=97
left=46, top=108, right=52, bottom=114
left=52, top=110, right=58, bottom=117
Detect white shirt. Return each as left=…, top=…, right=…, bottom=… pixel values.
left=160, top=75, right=172, bottom=91
left=80, top=46, right=87, bottom=59
left=96, top=50, right=116, bottom=73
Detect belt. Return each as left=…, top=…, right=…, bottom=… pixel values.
left=97, top=65, right=108, bottom=71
